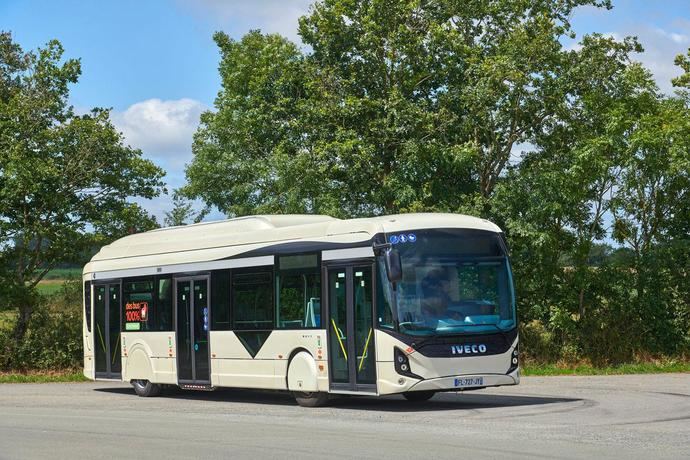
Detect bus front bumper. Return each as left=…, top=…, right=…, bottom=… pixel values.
left=406, top=372, right=518, bottom=392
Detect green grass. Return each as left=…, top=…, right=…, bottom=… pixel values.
left=0, top=370, right=89, bottom=384
left=523, top=361, right=690, bottom=376
left=42, top=267, right=82, bottom=280
left=36, top=281, right=67, bottom=296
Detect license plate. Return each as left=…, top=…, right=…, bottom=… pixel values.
left=454, top=377, right=484, bottom=387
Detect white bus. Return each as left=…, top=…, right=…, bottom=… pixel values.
left=82, top=213, right=519, bottom=406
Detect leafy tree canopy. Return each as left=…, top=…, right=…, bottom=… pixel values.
left=183, top=0, right=618, bottom=217
left=0, top=32, right=165, bottom=342
left=182, top=1, right=689, bottom=362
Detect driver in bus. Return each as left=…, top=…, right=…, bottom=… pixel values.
left=420, top=268, right=452, bottom=324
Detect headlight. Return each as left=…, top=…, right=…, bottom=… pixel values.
left=394, top=347, right=422, bottom=379
left=508, top=346, right=519, bottom=374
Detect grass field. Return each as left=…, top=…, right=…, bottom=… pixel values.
left=36, top=279, right=70, bottom=296
left=42, top=268, right=81, bottom=280
left=522, top=361, right=690, bottom=376
left=36, top=268, right=82, bottom=295
left=0, top=370, right=88, bottom=384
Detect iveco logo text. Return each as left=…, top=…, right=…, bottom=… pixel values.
left=451, top=344, right=487, bottom=355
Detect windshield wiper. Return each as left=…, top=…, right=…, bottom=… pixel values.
left=407, top=323, right=509, bottom=350
left=450, top=322, right=510, bottom=341
left=409, top=331, right=441, bottom=350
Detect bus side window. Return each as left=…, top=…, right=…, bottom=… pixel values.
left=276, top=254, right=321, bottom=329
left=211, top=270, right=231, bottom=330
left=232, top=269, right=274, bottom=330
left=156, top=277, right=173, bottom=331
left=123, top=278, right=155, bottom=332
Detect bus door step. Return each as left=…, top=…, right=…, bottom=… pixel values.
left=179, top=383, right=215, bottom=391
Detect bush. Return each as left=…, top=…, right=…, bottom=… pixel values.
left=0, top=280, right=83, bottom=371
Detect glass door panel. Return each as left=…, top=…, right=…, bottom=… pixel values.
left=328, top=269, right=349, bottom=384
left=327, top=265, right=376, bottom=391
left=176, top=281, right=193, bottom=381
left=94, top=283, right=121, bottom=379
left=193, top=280, right=210, bottom=382
left=175, top=277, right=210, bottom=384
left=109, top=285, right=121, bottom=374
left=94, top=285, right=107, bottom=375
left=353, top=268, right=375, bottom=385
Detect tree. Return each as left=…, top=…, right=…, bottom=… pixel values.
left=183, top=0, right=612, bottom=217
left=494, top=39, right=690, bottom=361
left=610, top=91, right=690, bottom=353
left=184, top=31, right=308, bottom=217
left=182, top=1, right=690, bottom=363
left=0, top=33, right=165, bottom=345
left=672, top=49, right=690, bottom=89
left=164, top=194, right=200, bottom=227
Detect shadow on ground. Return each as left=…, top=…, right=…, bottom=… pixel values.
left=94, top=385, right=581, bottom=412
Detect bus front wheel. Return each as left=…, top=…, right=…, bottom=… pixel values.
left=131, top=379, right=162, bottom=397
left=402, top=390, right=435, bottom=402
left=294, top=391, right=329, bottom=407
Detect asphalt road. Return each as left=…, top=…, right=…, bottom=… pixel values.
left=0, top=374, right=689, bottom=459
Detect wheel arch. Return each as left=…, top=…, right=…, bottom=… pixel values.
left=124, top=341, right=155, bottom=382
left=285, top=347, right=318, bottom=392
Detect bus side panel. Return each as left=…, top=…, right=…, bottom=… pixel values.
left=209, top=331, right=276, bottom=389
left=255, top=330, right=329, bottom=392
left=121, top=332, right=177, bottom=384
left=210, top=330, right=329, bottom=391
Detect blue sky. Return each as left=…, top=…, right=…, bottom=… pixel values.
left=2, top=0, right=689, bottom=222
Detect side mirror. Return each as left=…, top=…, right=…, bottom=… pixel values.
left=384, top=247, right=403, bottom=283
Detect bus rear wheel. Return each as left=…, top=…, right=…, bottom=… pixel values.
left=403, top=390, right=435, bottom=402
left=294, top=391, right=329, bottom=407
left=131, top=379, right=162, bottom=397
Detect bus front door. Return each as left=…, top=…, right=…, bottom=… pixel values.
left=175, top=277, right=210, bottom=385
left=94, top=283, right=122, bottom=379
left=327, top=264, right=376, bottom=392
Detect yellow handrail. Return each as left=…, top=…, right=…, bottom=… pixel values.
left=331, top=318, right=347, bottom=360
left=358, top=328, right=373, bottom=372
left=111, top=334, right=120, bottom=365
left=96, top=324, right=107, bottom=355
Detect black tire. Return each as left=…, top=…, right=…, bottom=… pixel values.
left=402, top=390, right=435, bottom=402
left=131, top=379, right=162, bottom=397
left=294, top=391, right=329, bottom=407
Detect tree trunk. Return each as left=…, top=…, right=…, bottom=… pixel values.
left=578, top=288, right=585, bottom=319
left=13, top=304, right=33, bottom=344
left=10, top=288, right=37, bottom=348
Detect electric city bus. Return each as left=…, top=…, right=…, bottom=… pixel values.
left=82, top=213, right=519, bottom=406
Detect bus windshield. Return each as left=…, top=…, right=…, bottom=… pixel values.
left=377, top=229, right=516, bottom=336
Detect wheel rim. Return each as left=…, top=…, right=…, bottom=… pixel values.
left=132, top=379, right=147, bottom=390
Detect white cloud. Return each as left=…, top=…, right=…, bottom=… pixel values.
left=111, top=98, right=210, bottom=223
left=630, top=23, right=690, bottom=94
left=178, top=0, right=313, bottom=43
left=654, top=27, right=690, bottom=45
left=111, top=98, right=206, bottom=164
left=568, top=24, right=689, bottom=94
